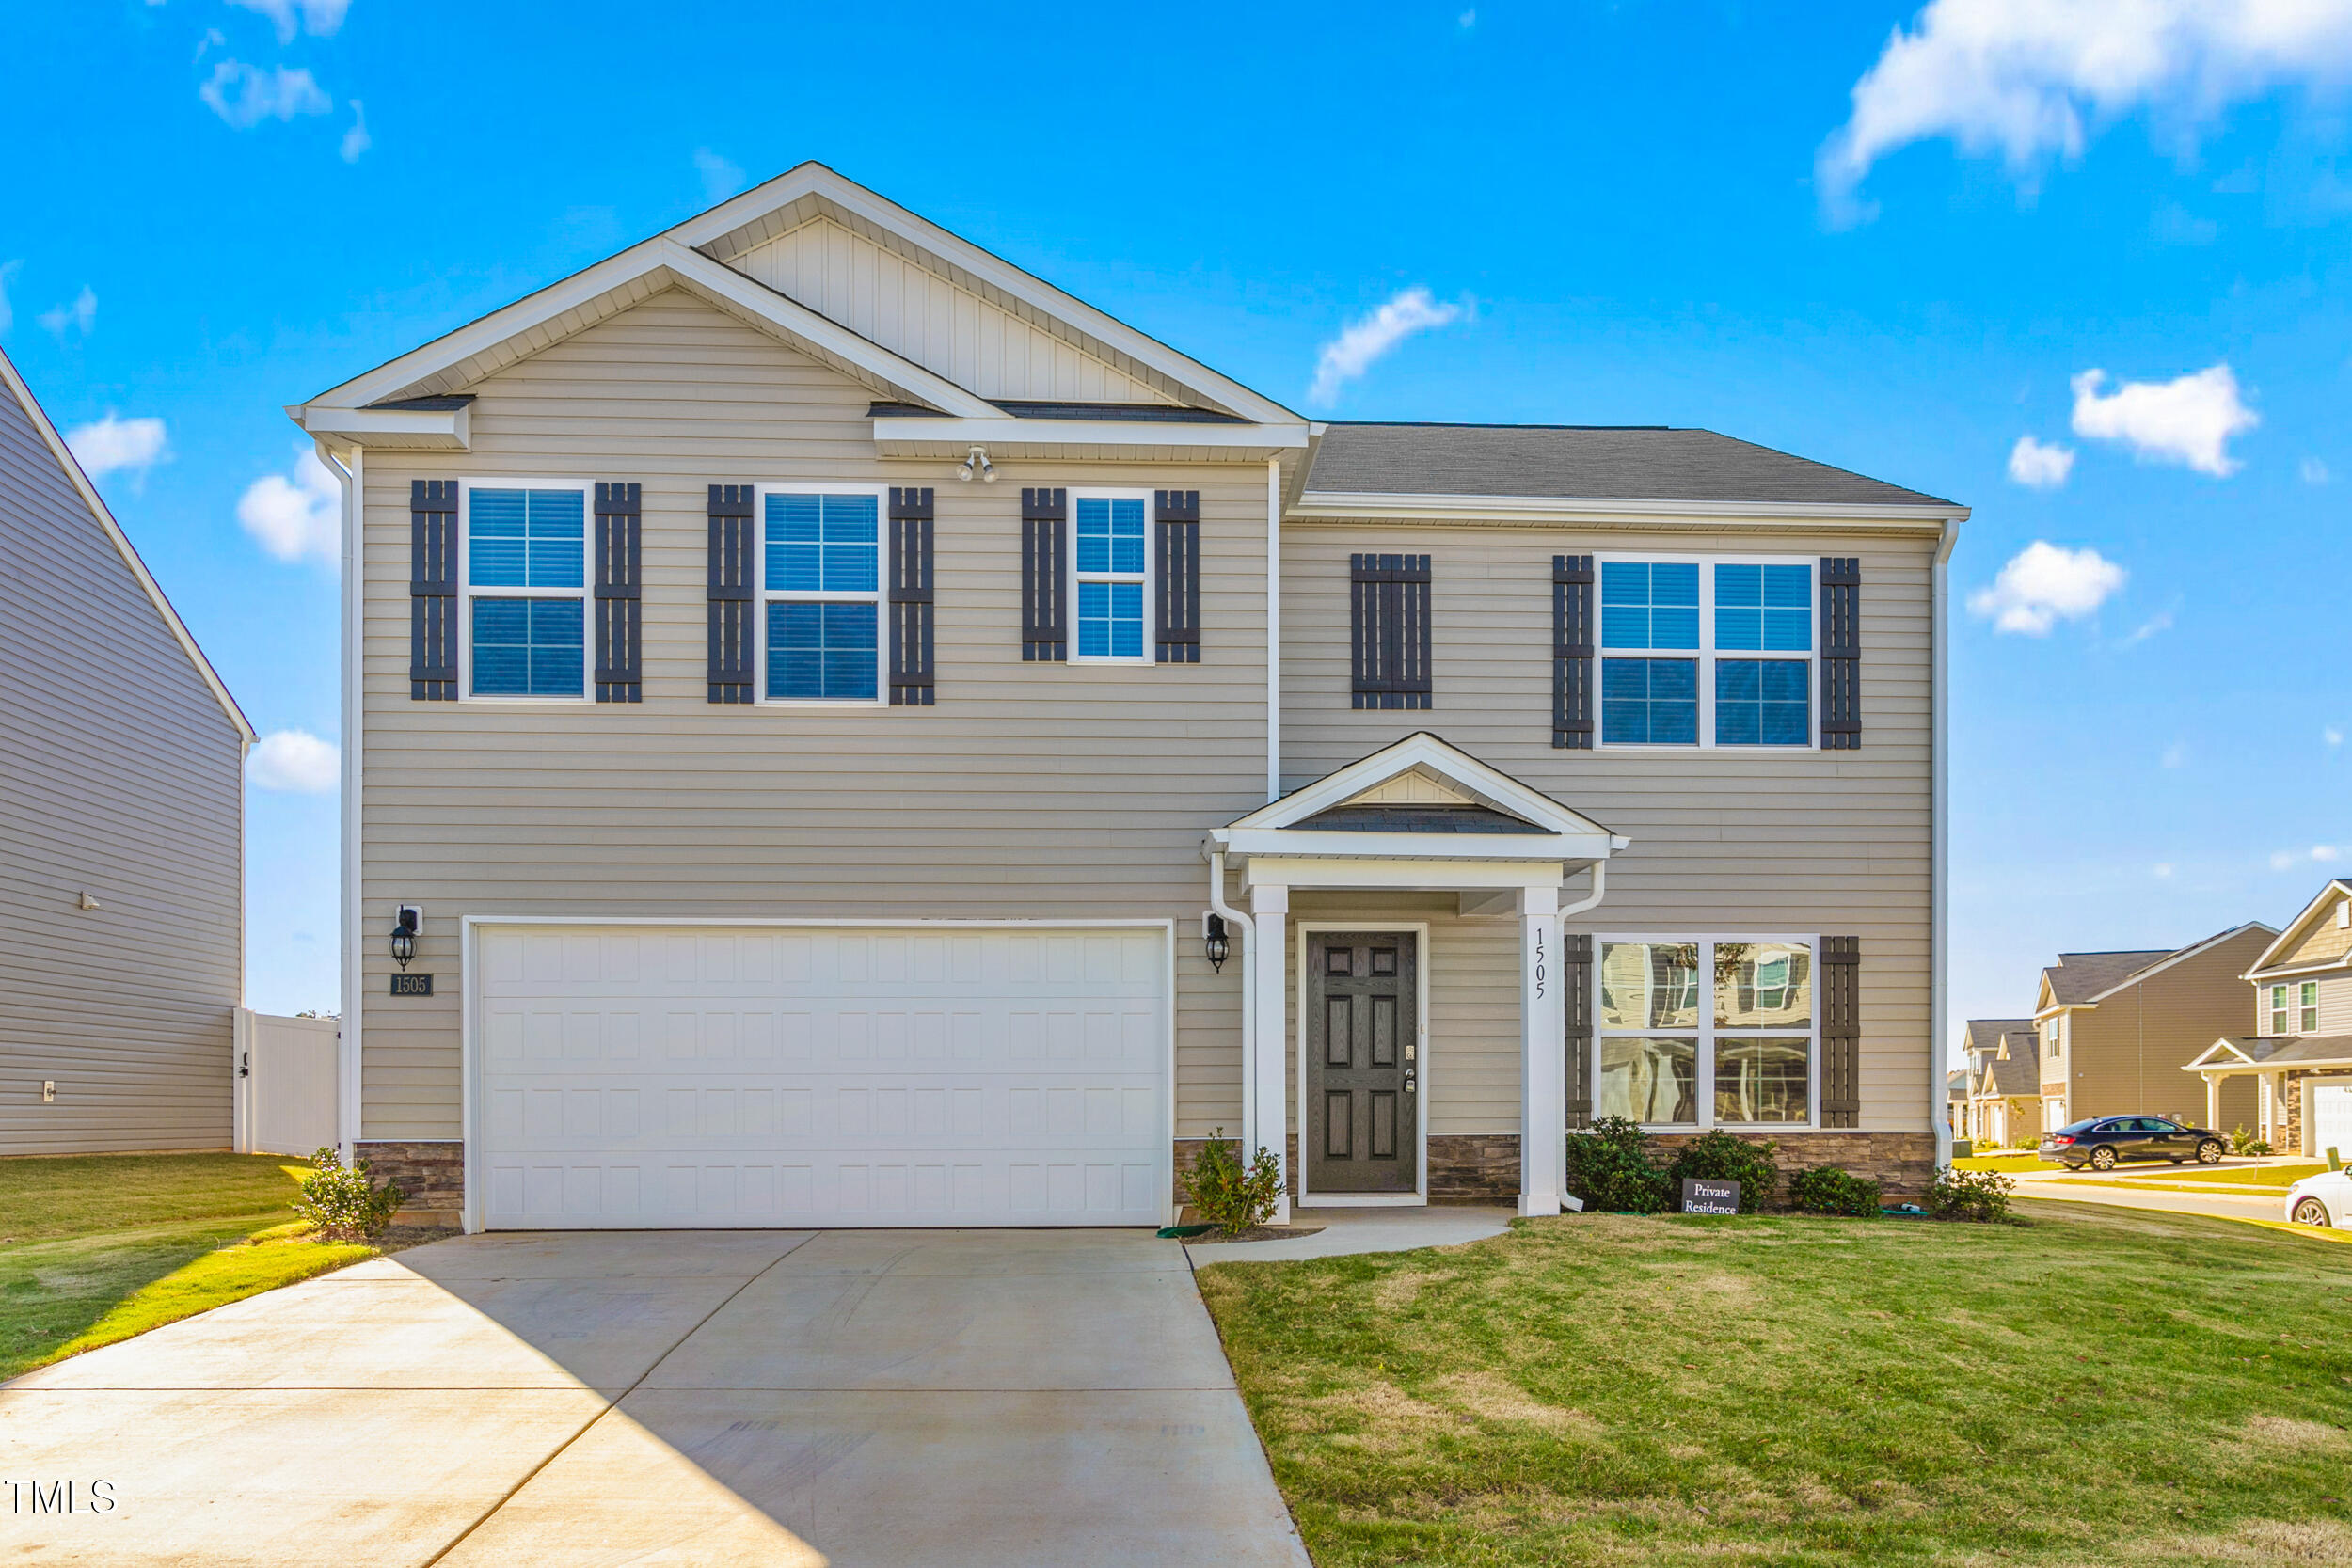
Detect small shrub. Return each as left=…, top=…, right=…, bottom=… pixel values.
left=1662, top=1130, right=1779, bottom=1213
left=1564, top=1116, right=1669, bottom=1213
left=2229, top=1125, right=2273, bottom=1157
left=1927, top=1165, right=2013, bottom=1223
left=1184, top=1130, right=1282, bottom=1235
left=292, top=1147, right=405, bottom=1242
left=1789, top=1164, right=1882, bottom=1217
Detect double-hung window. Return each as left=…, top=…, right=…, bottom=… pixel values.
left=1595, top=937, right=1818, bottom=1128
left=463, top=482, right=587, bottom=700
left=1599, top=557, right=1814, bottom=747
left=760, top=486, right=882, bottom=704
left=1071, top=491, right=1150, bottom=662
left=2271, top=983, right=2291, bottom=1036
left=2301, top=980, right=2320, bottom=1035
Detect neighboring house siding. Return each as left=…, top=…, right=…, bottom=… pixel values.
left=2064, top=930, right=2269, bottom=1130
left=1279, top=523, right=1938, bottom=1132
left=357, top=292, right=1267, bottom=1141
left=0, top=376, right=244, bottom=1154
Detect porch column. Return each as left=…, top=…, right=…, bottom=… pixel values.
left=1248, top=882, right=1291, bottom=1225
left=2203, top=1072, right=2220, bottom=1131
left=1518, top=884, right=1565, bottom=1217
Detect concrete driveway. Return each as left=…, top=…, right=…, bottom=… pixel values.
left=1, top=1229, right=1311, bottom=1567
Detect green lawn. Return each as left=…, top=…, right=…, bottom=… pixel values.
left=1197, top=1202, right=2352, bottom=1567
left=0, top=1152, right=377, bottom=1382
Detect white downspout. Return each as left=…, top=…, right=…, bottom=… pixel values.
left=1561, top=861, right=1608, bottom=922
left=1205, top=847, right=1256, bottom=1190
left=1264, top=457, right=1280, bottom=804
left=1931, top=515, right=1958, bottom=1173
left=321, top=440, right=363, bottom=1164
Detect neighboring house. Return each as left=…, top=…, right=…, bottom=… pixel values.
left=1946, top=1068, right=1968, bottom=1136
left=0, top=347, right=254, bottom=1154
left=1959, top=1018, right=2039, bottom=1146
left=2033, top=927, right=2271, bottom=1137
left=287, top=163, right=1965, bottom=1231
left=2185, top=881, right=2352, bottom=1157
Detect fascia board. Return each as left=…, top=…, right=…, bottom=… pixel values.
left=1228, top=732, right=1616, bottom=843
left=0, top=347, right=256, bottom=744
left=2081, top=922, right=2278, bottom=1005
left=2246, top=882, right=2352, bottom=974
left=1290, top=491, right=1970, bottom=528
left=2244, top=957, right=2352, bottom=981
left=2183, top=1039, right=2260, bottom=1069
left=1219, top=827, right=1609, bottom=862
left=293, top=404, right=470, bottom=449
left=871, top=416, right=1309, bottom=451
left=1238, top=855, right=1573, bottom=893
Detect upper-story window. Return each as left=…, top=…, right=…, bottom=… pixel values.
left=1072, top=492, right=1150, bottom=662
left=2044, top=1016, right=2062, bottom=1062
left=2271, top=983, right=2291, bottom=1035
left=760, top=487, right=882, bottom=704
left=1599, top=558, right=1813, bottom=747
left=2301, top=980, right=2320, bottom=1034
left=463, top=483, right=587, bottom=700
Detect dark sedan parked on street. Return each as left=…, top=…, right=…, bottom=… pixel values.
left=2039, top=1117, right=2228, bottom=1170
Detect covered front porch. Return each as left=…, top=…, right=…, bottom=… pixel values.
left=1205, top=733, right=1624, bottom=1224
left=2185, top=1035, right=2352, bottom=1156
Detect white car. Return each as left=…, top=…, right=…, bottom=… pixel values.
left=2284, top=1169, right=2352, bottom=1227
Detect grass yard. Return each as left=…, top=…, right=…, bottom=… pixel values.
left=1197, top=1201, right=2352, bottom=1567
left=0, top=1152, right=376, bottom=1382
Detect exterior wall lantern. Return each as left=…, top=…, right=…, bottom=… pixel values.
left=1203, top=912, right=1230, bottom=972
left=389, top=904, right=422, bottom=970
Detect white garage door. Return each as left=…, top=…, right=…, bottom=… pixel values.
left=2312, top=1083, right=2352, bottom=1162
left=472, top=924, right=1168, bottom=1229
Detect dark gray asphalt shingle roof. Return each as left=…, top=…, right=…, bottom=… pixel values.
left=2043, top=951, right=2174, bottom=1005
left=2219, top=1035, right=2352, bottom=1068
left=1305, top=423, right=1955, bottom=509
left=1964, top=1018, right=2036, bottom=1054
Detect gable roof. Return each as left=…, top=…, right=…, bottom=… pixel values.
left=2187, top=1034, right=2352, bottom=1071
left=1964, top=1018, right=2036, bottom=1055
left=0, top=348, right=252, bottom=745
left=2247, top=880, right=2352, bottom=976
left=2037, top=923, right=2279, bottom=1009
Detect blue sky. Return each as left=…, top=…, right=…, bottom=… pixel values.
left=6, top=1, right=2349, bottom=1050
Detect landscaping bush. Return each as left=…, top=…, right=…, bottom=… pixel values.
left=292, top=1147, right=405, bottom=1242
left=1184, top=1129, right=1282, bottom=1235
left=1661, top=1129, right=1779, bottom=1213
left=1563, top=1116, right=1669, bottom=1213
left=2229, top=1125, right=2273, bottom=1157
left=1789, top=1164, right=1882, bottom=1217
left=1927, top=1165, right=2013, bottom=1223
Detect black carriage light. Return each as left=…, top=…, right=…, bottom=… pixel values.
left=389, top=905, right=422, bottom=969
left=1203, top=913, right=1231, bottom=972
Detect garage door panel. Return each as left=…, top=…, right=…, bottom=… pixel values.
left=476, top=926, right=1166, bottom=1229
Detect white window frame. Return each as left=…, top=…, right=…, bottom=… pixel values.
left=2301, top=980, right=2321, bottom=1035
left=1591, top=933, right=1821, bottom=1132
left=1067, top=487, right=1154, bottom=666
left=457, top=478, right=592, bottom=705
left=755, top=483, right=888, bottom=708
left=2271, top=983, right=2291, bottom=1036
left=1593, top=552, right=1820, bottom=752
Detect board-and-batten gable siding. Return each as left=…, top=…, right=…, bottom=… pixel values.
left=723, top=218, right=1180, bottom=408
left=0, top=375, right=243, bottom=1154
left=356, top=290, right=1264, bottom=1141
left=1279, top=522, right=1935, bottom=1132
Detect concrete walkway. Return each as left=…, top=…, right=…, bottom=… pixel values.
left=1186, top=1204, right=1515, bottom=1262
left=2012, top=1180, right=2286, bottom=1224
left=0, top=1229, right=1311, bottom=1567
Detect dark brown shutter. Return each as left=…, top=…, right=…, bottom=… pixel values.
left=408, top=479, right=458, bottom=701
left=1154, top=489, right=1200, bottom=664
left=1349, top=553, right=1432, bottom=710
left=1565, top=931, right=1594, bottom=1129
left=707, top=484, right=755, bottom=704
left=1552, top=553, right=1594, bottom=748
left=593, top=482, right=642, bottom=703
left=1820, top=936, right=1860, bottom=1127
left=1021, top=487, right=1067, bottom=661
left=1820, top=557, right=1860, bottom=750
left=888, top=486, right=935, bottom=705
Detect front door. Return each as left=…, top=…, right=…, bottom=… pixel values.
left=1307, top=932, right=1419, bottom=1195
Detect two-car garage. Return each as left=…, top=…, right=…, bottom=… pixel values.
left=468, top=923, right=1170, bottom=1229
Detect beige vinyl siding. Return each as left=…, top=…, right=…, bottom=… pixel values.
left=358, top=290, right=1266, bottom=1140
left=2063, top=928, right=2270, bottom=1128
left=1280, top=523, right=1935, bottom=1132
left=0, top=375, right=245, bottom=1153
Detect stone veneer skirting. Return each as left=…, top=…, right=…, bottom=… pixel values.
left=355, top=1140, right=464, bottom=1223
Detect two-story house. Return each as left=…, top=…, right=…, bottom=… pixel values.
left=1958, top=1017, right=2038, bottom=1146
left=288, top=164, right=1963, bottom=1230
left=2186, top=881, right=2352, bottom=1156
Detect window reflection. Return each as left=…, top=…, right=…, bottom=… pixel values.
left=1599, top=1037, right=1698, bottom=1125
left=1600, top=942, right=1701, bottom=1030
left=1713, top=942, right=1812, bottom=1028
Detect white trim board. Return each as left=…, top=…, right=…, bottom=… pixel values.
left=1295, top=922, right=1431, bottom=1208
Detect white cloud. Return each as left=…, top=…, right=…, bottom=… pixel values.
left=2118, top=609, right=2173, bottom=647
left=1459, top=8, right=1476, bottom=25
left=0, top=259, right=19, bottom=333
left=247, top=729, right=340, bottom=793
left=2328, top=725, right=2345, bottom=746
left=228, top=0, right=351, bottom=42
left=200, top=61, right=330, bottom=129
left=38, top=286, right=96, bottom=339
left=237, top=445, right=342, bottom=566
left=1818, top=0, right=2352, bottom=221
left=2302, top=456, right=2330, bottom=483
left=2007, top=434, right=2074, bottom=488
left=2153, top=863, right=2174, bottom=879
left=694, top=148, right=745, bottom=205
left=2161, top=739, right=2187, bottom=768
left=2070, top=363, right=2257, bottom=476
left=65, top=414, right=169, bottom=480
left=2317, top=845, right=2344, bottom=863
left=341, top=98, right=370, bottom=162
left=1309, top=287, right=1467, bottom=405
left=2272, top=849, right=2299, bottom=871
left=1966, top=540, right=2126, bottom=634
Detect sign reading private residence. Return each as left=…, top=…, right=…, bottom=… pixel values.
left=1682, top=1178, right=1740, bottom=1214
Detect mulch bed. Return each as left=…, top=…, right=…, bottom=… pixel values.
left=1182, top=1225, right=1327, bottom=1245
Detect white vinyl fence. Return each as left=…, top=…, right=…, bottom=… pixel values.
left=232, top=1009, right=341, bottom=1157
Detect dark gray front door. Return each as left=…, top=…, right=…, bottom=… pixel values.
left=1307, top=932, right=1419, bottom=1195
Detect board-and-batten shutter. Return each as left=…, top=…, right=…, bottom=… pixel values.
left=1021, top=487, right=1068, bottom=661
left=409, top=479, right=458, bottom=701
left=1154, top=489, right=1200, bottom=663
left=707, top=485, right=755, bottom=704
left=1820, top=936, right=1861, bottom=1127
left=888, top=486, right=935, bottom=705
left=1820, top=557, right=1860, bottom=749
left=1565, top=931, right=1595, bottom=1129
left=593, top=482, right=643, bottom=704
left=1349, top=553, right=1432, bottom=710
left=1552, top=553, right=1594, bottom=748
